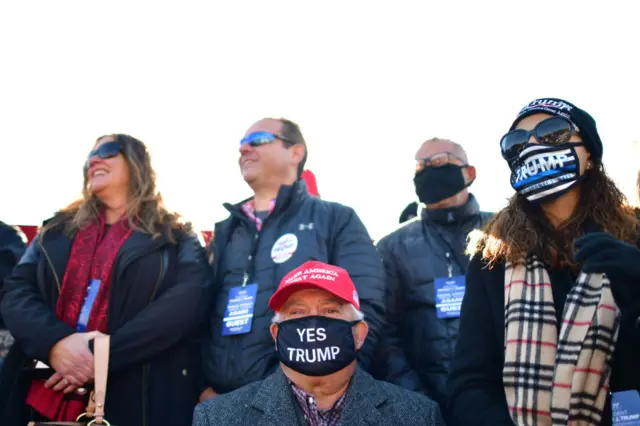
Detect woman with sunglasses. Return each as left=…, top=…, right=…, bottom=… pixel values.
left=0, top=134, right=211, bottom=426
left=447, top=98, right=640, bottom=426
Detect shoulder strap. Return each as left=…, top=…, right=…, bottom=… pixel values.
left=93, top=335, right=110, bottom=423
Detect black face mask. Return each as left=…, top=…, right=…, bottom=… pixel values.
left=508, top=142, right=584, bottom=205
left=276, top=316, right=359, bottom=377
left=414, top=164, right=471, bottom=205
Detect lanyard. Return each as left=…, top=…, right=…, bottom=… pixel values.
left=242, top=230, right=261, bottom=287
left=421, top=220, right=470, bottom=276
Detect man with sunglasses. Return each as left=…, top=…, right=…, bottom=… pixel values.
left=374, top=138, right=492, bottom=423
left=200, top=118, right=385, bottom=402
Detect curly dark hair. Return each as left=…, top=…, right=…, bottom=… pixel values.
left=470, top=161, right=639, bottom=268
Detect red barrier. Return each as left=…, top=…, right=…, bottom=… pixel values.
left=17, top=225, right=37, bottom=244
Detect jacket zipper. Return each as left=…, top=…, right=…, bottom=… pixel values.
left=226, top=224, right=261, bottom=390
left=141, top=250, right=166, bottom=426
left=39, top=240, right=61, bottom=294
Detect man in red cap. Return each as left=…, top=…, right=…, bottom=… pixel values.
left=200, top=118, right=385, bottom=403
left=194, top=261, right=444, bottom=426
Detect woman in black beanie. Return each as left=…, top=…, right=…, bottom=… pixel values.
left=447, top=98, right=640, bottom=426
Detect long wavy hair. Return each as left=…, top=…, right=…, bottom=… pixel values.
left=470, top=160, right=639, bottom=268
left=637, top=169, right=640, bottom=203
left=41, top=134, right=190, bottom=243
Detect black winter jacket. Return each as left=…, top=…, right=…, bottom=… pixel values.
left=375, top=195, right=491, bottom=419
left=202, top=180, right=386, bottom=393
left=0, top=225, right=212, bottom=426
left=448, top=253, right=640, bottom=426
left=0, top=222, right=26, bottom=328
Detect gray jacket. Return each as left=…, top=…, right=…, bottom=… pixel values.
left=192, top=366, right=444, bottom=425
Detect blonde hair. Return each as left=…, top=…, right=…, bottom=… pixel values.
left=41, top=134, right=190, bottom=243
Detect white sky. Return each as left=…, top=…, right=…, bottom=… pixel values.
left=1, top=1, right=639, bottom=240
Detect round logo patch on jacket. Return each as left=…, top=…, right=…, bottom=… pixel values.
left=271, top=233, right=298, bottom=264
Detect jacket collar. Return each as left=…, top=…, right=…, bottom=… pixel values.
left=420, top=193, right=480, bottom=225
left=116, top=230, right=168, bottom=272
left=339, top=366, right=387, bottom=425
left=250, top=366, right=388, bottom=426
left=224, top=179, right=309, bottom=221
left=40, top=228, right=169, bottom=297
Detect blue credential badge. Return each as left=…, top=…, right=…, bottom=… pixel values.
left=222, top=283, right=258, bottom=336
left=76, top=279, right=102, bottom=332
left=613, top=390, right=640, bottom=425
left=434, top=276, right=465, bottom=319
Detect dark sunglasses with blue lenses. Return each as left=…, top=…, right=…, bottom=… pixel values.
left=500, top=116, right=579, bottom=161
left=240, top=131, right=295, bottom=147
left=85, top=141, right=122, bottom=168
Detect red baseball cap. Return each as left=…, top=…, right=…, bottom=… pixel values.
left=268, top=261, right=360, bottom=311
left=301, top=170, right=319, bottom=197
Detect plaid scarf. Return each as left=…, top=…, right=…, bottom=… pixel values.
left=27, top=213, right=133, bottom=421
left=503, top=256, right=621, bottom=426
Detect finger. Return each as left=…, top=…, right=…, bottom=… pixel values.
left=575, top=232, right=617, bottom=249
left=574, top=232, right=615, bottom=248
left=574, top=238, right=619, bottom=261
left=77, top=361, right=94, bottom=381
left=63, top=384, right=78, bottom=395
left=65, top=374, right=83, bottom=386
left=68, top=369, right=89, bottom=384
left=576, top=248, right=620, bottom=264
left=44, top=372, right=63, bottom=389
left=574, top=236, right=615, bottom=255
left=52, top=378, right=70, bottom=392
left=583, top=260, right=625, bottom=273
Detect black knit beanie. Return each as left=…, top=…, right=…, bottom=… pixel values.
left=510, top=98, right=603, bottom=160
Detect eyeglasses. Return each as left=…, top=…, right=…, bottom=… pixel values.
left=415, top=152, right=467, bottom=172
left=500, top=116, right=579, bottom=161
left=85, top=141, right=122, bottom=168
left=240, top=131, right=295, bottom=147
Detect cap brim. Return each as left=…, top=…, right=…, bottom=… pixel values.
left=268, top=282, right=353, bottom=312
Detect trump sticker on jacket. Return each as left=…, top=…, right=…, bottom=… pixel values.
left=271, top=233, right=298, bottom=264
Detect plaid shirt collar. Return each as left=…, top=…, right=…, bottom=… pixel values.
left=289, top=380, right=348, bottom=426
left=241, top=198, right=276, bottom=231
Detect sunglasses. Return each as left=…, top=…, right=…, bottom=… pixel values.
left=500, top=116, right=579, bottom=161
left=85, top=141, right=122, bottom=168
left=240, top=131, right=295, bottom=147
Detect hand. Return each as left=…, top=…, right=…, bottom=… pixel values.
left=48, top=332, right=99, bottom=386
left=575, top=232, right=640, bottom=306
left=199, top=387, right=218, bottom=402
left=44, top=371, right=80, bottom=394
left=575, top=232, right=640, bottom=278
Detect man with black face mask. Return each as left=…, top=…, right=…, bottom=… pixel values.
left=193, top=261, right=444, bottom=426
left=374, top=138, right=492, bottom=423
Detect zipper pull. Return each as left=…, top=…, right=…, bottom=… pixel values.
left=446, top=252, right=453, bottom=278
